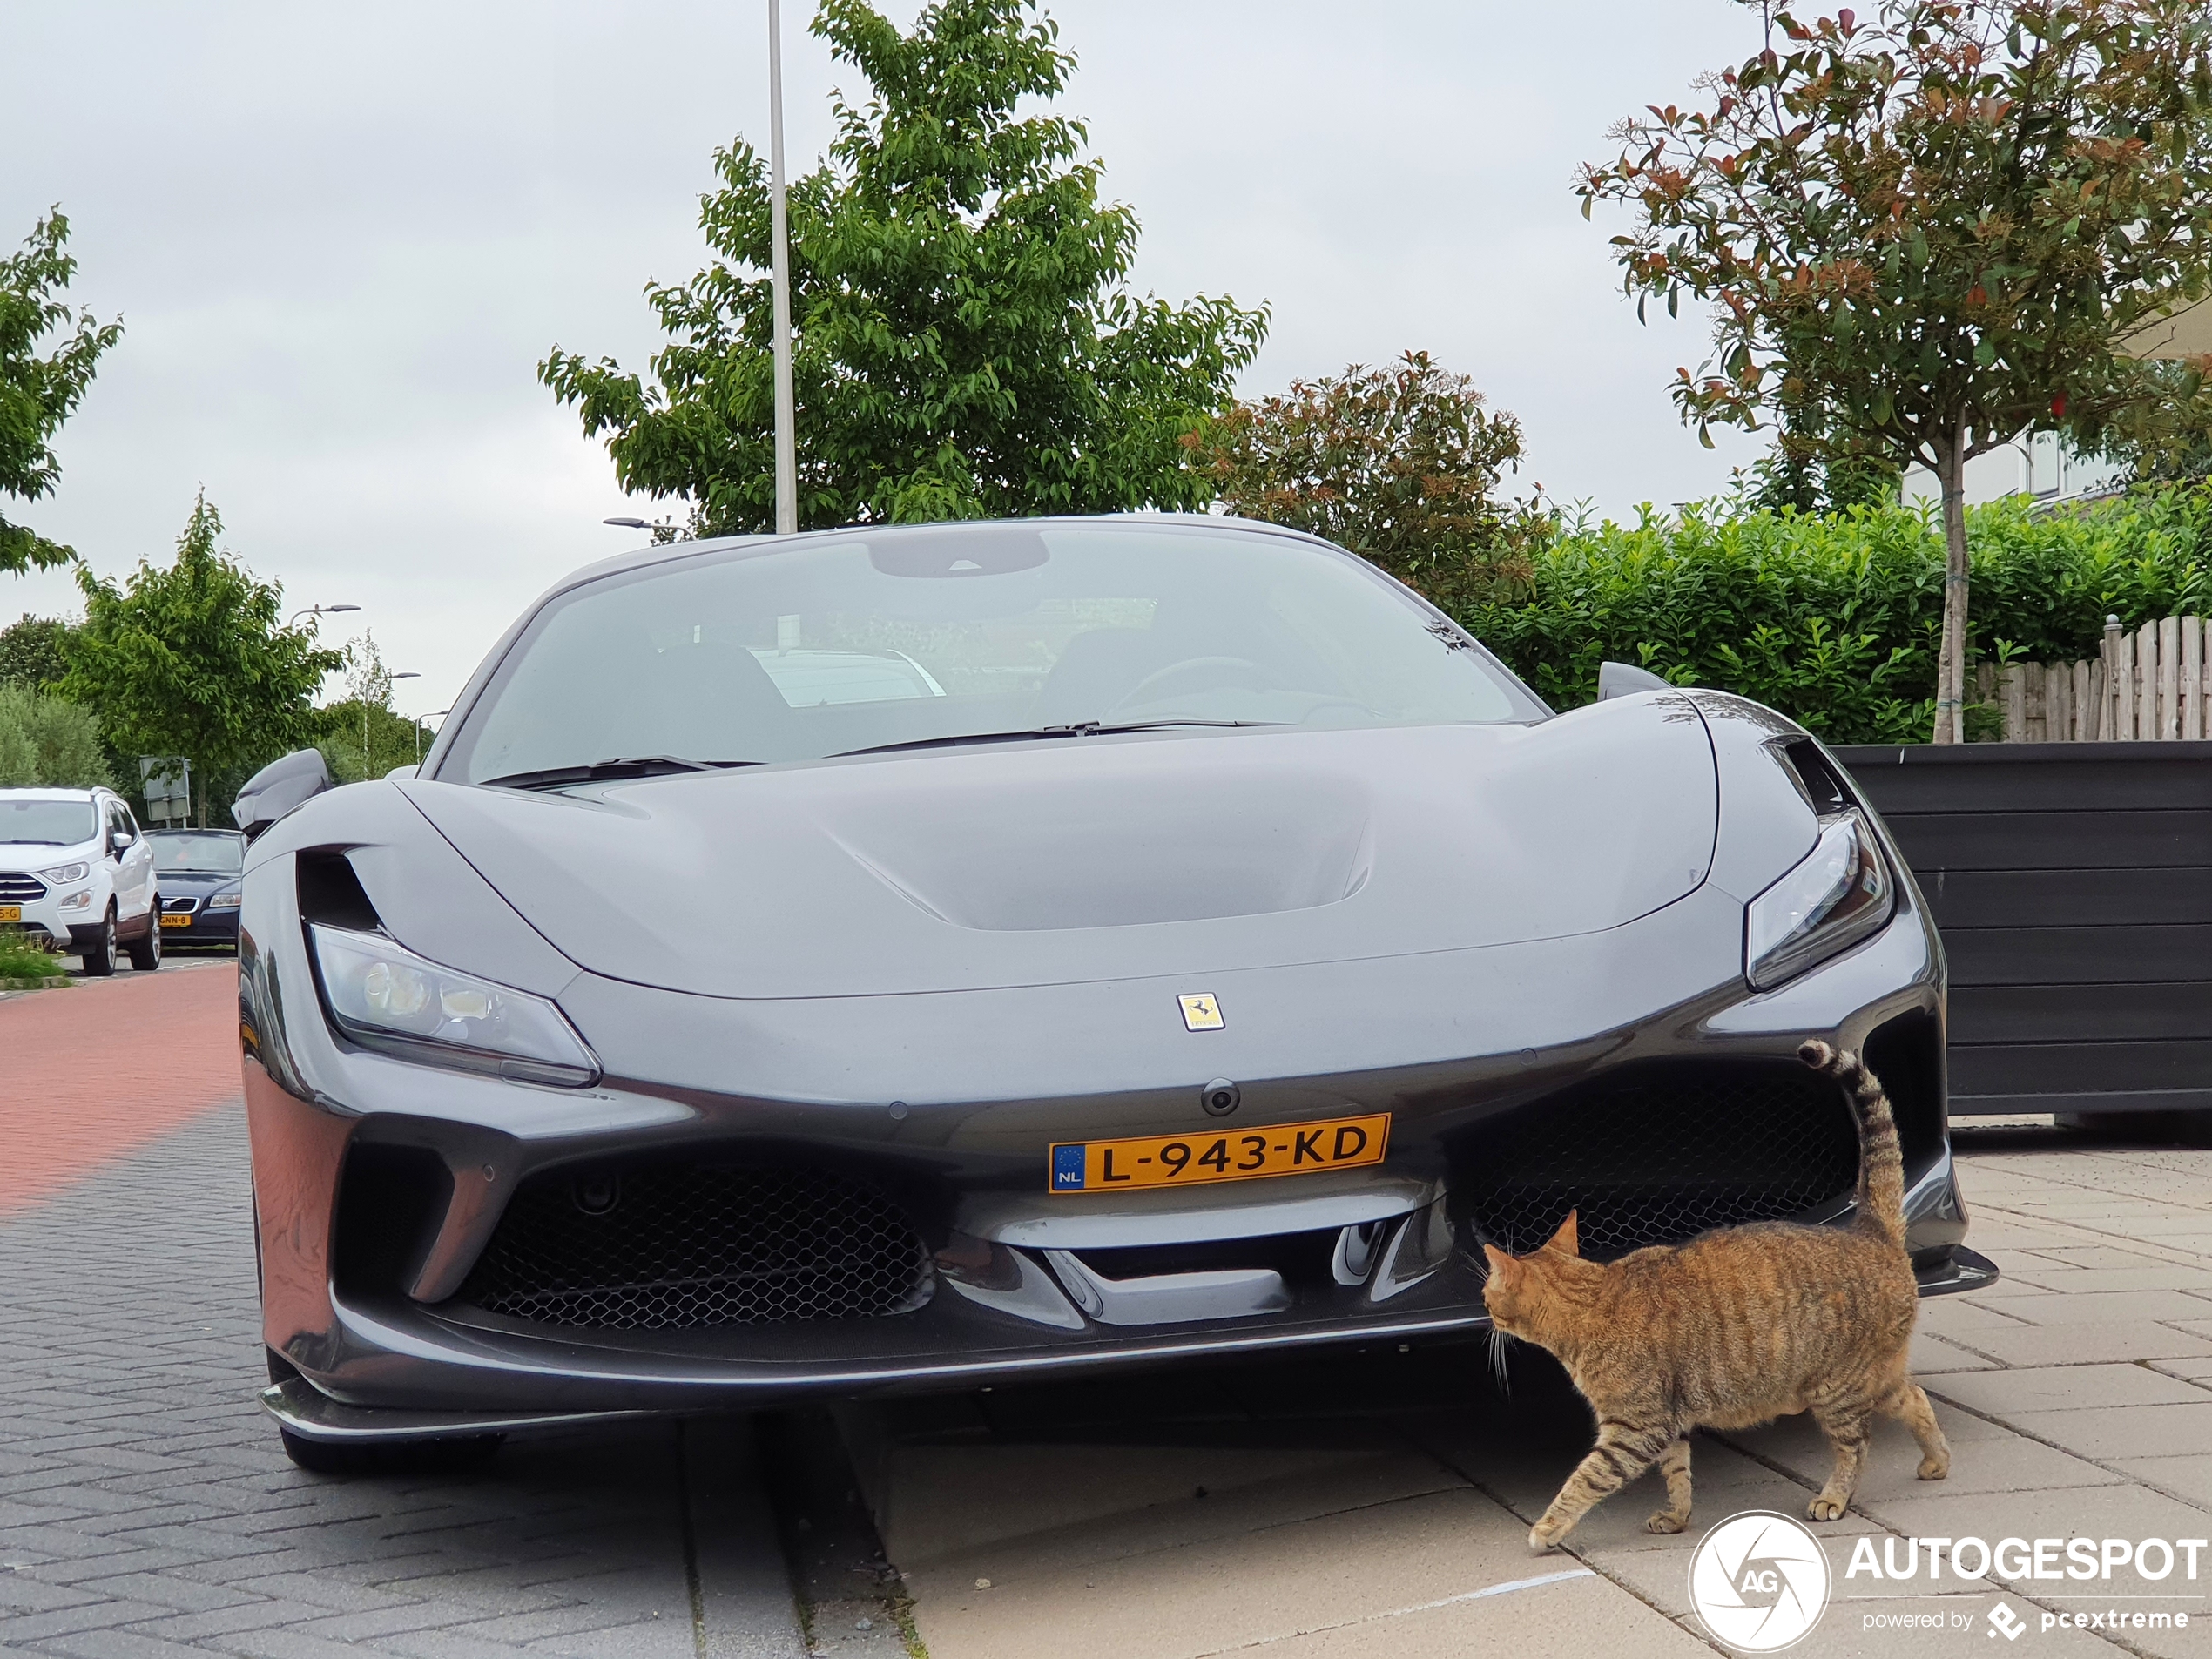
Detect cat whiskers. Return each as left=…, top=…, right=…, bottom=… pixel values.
left=1486, top=1323, right=1516, bottom=1396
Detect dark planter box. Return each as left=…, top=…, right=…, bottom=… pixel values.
left=1835, top=741, right=2212, bottom=1117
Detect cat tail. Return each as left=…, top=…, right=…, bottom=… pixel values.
left=1799, top=1040, right=1906, bottom=1250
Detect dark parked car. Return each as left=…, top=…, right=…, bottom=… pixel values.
left=236, top=516, right=1992, bottom=1470
left=148, top=829, right=246, bottom=948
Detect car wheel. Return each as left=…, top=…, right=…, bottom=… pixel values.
left=278, top=1426, right=505, bottom=1477
left=126, top=901, right=162, bottom=972
left=81, top=907, right=117, bottom=976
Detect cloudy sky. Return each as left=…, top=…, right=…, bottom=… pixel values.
left=5, top=1, right=1767, bottom=719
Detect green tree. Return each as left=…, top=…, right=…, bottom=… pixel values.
left=0, top=614, right=77, bottom=688
left=0, top=685, right=112, bottom=787
left=1, top=212, right=123, bottom=575
left=62, top=492, right=341, bottom=817
left=314, top=631, right=426, bottom=783
left=1183, top=352, right=1550, bottom=615
left=1581, top=0, right=2212, bottom=741
left=543, top=0, right=1268, bottom=532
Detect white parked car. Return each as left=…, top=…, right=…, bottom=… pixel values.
left=0, top=786, right=163, bottom=974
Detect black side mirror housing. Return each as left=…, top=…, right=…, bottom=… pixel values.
left=233, top=748, right=334, bottom=842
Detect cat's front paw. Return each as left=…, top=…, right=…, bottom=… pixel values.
left=1917, top=1454, right=1949, bottom=1481
left=1806, top=1495, right=1848, bottom=1521
left=1646, top=1511, right=1688, bottom=1534
left=1528, top=1516, right=1572, bottom=1553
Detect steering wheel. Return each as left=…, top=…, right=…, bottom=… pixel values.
left=1103, top=656, right=1281, bottom=718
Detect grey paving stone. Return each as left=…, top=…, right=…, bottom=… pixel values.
left=0, top=1109, right=805, bottom=1659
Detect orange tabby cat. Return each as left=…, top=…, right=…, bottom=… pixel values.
left=1481, top=1040, right=1950, bottom=1551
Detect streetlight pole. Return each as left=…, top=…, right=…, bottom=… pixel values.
left=768, top=0, right=798, bottom=536
left=288, top=603, right=361, bottom=628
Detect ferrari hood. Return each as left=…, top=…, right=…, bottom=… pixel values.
left=399, top=697, right=1717, bottom=999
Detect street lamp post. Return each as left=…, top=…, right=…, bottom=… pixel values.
left=768, top=0, right=797, bottom=536
left=288, top=603, right=361, bottom=628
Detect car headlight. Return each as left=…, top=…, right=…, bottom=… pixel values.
left=308, top=923, right=600, bottom=1086
left=1744, top=809, right=1894, bottom=989
left=38, top=861, right=90, bottom=885
left=207, top=891, right=242, bottom=909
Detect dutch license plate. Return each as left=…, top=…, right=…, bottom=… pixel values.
left=161, top=914, right=192, bottom=928
left=1049, top=1112, right=1389, bottom=1194
left=0, top=907, right=17, bottom=924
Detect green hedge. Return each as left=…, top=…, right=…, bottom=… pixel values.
left=1461, top=488, right=2212, bottom=745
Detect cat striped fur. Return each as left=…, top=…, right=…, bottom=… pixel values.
left=1480, top=1039, right=1948, bottom=1552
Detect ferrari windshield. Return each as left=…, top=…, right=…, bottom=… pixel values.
left=443, top=521, right=1545, bottom=785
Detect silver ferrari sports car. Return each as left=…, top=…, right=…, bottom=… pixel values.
left=239, top=515, right=1992, bottom=1468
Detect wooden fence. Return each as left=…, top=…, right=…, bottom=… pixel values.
left=1837, top=740, right=2212, bottom=1117
left=1983, top=613, right=2211, bottom=741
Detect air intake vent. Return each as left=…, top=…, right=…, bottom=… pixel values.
left=459, top=1161, right=933, bottom=1330
left=1456, top=1063, right=1861, bottom=1263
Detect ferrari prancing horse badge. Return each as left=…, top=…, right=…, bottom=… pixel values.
left=1178, top=993, right=1224, bottom=1032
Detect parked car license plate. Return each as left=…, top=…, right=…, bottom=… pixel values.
left=160, top=914, right=192, bottom=928
left=0, top=906, right=17, bottom=924
left=1049, top=1112, right=1389, bottom=1194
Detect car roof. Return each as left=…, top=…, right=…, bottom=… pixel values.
left=0, top=786, right=109, bottom=802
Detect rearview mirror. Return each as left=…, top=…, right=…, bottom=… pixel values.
left=233, top=748, right=333, bottom=842
left=1598, top=660, right=1673, bottom=700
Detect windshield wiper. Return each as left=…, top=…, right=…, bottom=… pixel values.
left=482, top=756, right=761, bottom=791
left=832, top=719, right=1281, bottom=759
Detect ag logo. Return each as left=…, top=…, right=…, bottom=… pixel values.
left=1688, top=1510, right=1831, bottom=1652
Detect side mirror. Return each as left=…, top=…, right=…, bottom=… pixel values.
left=1598, top=660, right=1673, bottom=700
left=233, top=748, right=334, bottom=842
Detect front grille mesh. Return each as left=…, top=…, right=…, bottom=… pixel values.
left=0, top=873, right=47, bottom=904
left=1458, top=1066, right=1861, bottom=1263
left=459, top=1162, right=933, bottom=1331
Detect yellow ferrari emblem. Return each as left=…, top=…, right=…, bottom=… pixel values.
left=1178, top=993, right=1224, bottom=1032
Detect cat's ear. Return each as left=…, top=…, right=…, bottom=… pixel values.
left=1480, top=1243, right=1513, bottom=1276
left=1543, top=1210, right=1580, bottom=1258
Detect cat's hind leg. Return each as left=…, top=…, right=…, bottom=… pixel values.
left=1530, top=1420, right=1675, bottom=1551
left=1807, top=1404, right=1873, bottom=1521
left=1645, top=1438, right=1693, bottom=1534
left=1883, top=1381, right=1950, bottom=1480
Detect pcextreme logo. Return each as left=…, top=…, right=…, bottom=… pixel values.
left=1689, top=1511, right=1831, bottom=1652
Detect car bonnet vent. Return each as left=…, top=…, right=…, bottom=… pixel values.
left=295, top=850, right=380, bottom=931
left=1778, top=739, right=1852, bottom=819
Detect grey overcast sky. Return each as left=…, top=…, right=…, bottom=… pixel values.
left=4, top=1, right=1768, bottom=720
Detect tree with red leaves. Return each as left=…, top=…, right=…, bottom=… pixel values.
left=1583, top=1, right=2212, bottom=740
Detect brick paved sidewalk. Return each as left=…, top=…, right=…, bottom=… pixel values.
left=863, top=1127, right=2212, bottom=1659
left=0, top=961, right=241, bottom=1213
left=0, top=1047, right=806, bottom=1656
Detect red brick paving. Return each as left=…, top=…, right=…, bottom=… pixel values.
left=0, top=962, right=241, bottom=1214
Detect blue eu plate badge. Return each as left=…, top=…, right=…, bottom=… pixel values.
left=1051, top=1144, right=1087, bottom=1190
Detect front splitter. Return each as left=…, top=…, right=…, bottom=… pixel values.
left=260, top=1376, right=654, bottom=1445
